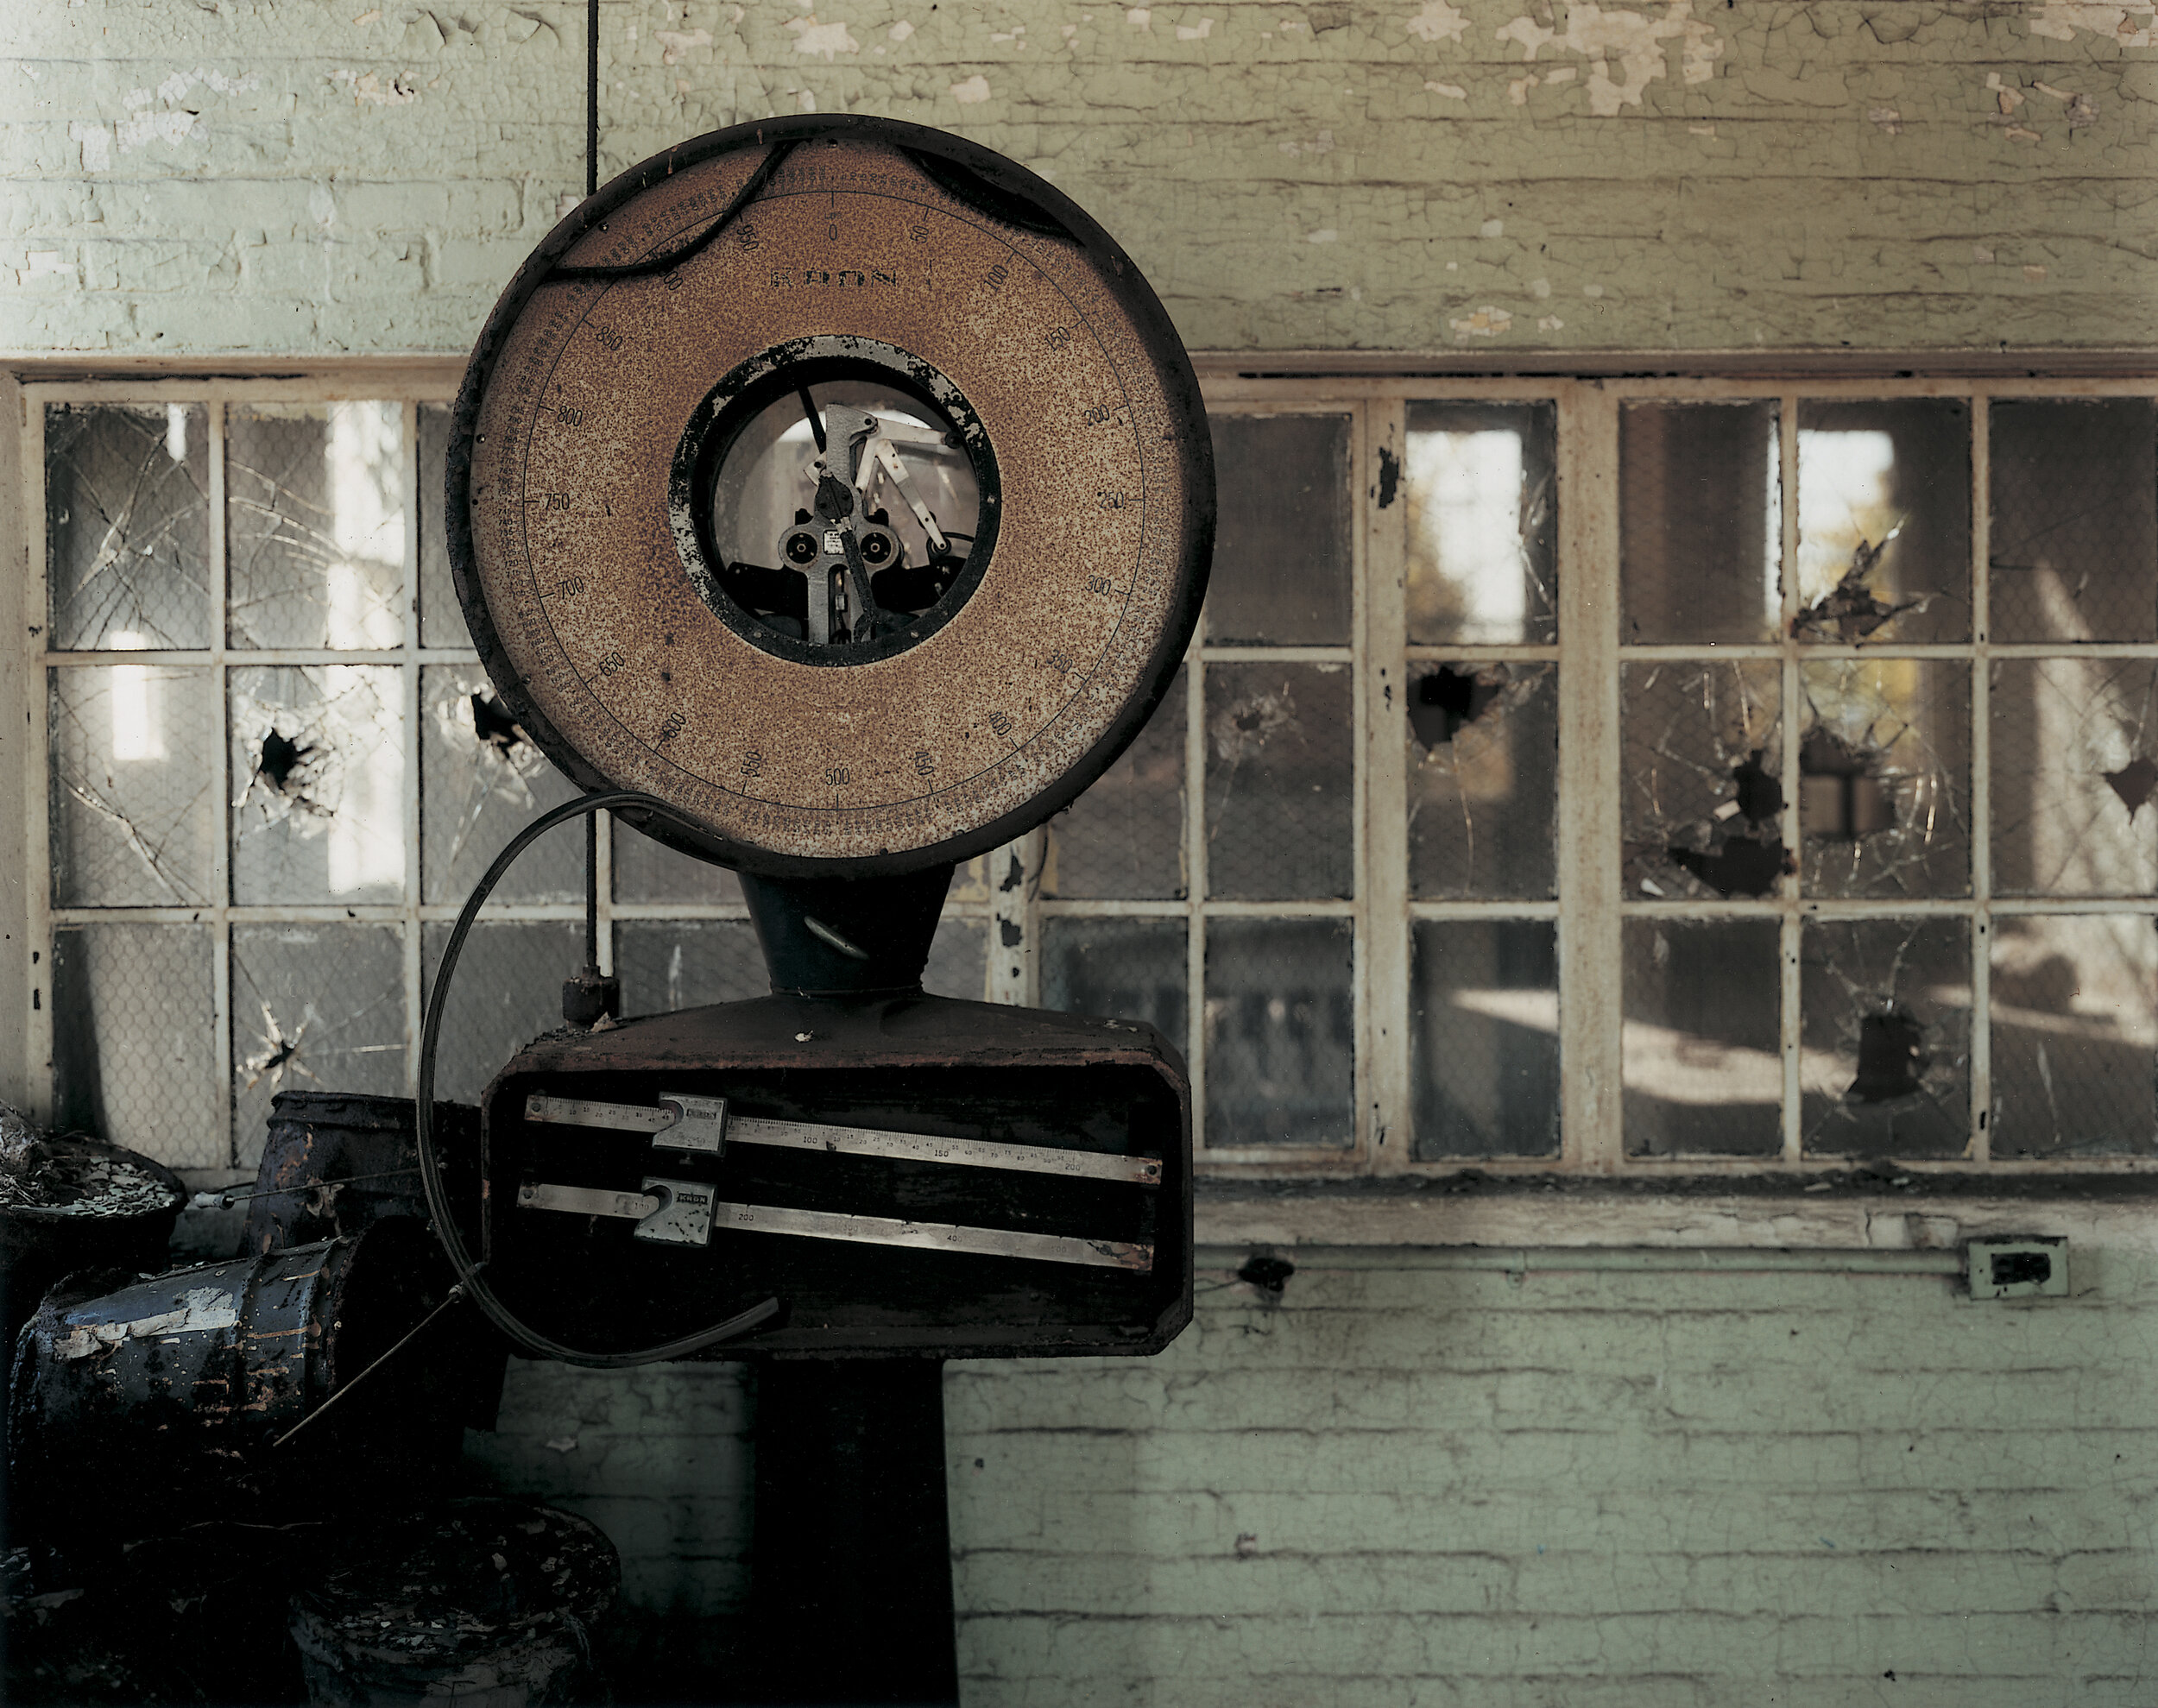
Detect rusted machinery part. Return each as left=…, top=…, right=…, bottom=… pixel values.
left=448, top=113, right=1214, bottom=879
left=242, top=1091, right=479, bottom=1255
left=0, top=1133, right=186, bottom=1347
left=416, top=787, right=783, bottom=1369
left=288, top=1498, right=618, bottom=1707
left=6, top=1221, right=466, bottom=1549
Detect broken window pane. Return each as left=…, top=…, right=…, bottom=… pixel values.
left=52, top=923, right=222, bottom=1171
left=1620, top=400, right=1781, bottom=644
left=230, top=665, right=405, bottom=904
left=1205, top=918, right=1353, bottom=1148
left=1408, top=663, right=1557, bottom=899
left=1991, top=659, right=2158, bottom=896
left=612, top=820, right=745, bottom=906
left=421, top=664, right=582, bottom=904
left=1990, top=399, right=2158, bottom=644
left=1205, top=662, right=1354, bottom=900
left=1041, top=917, right=1189, bottom=1044
left=422, top=921, right=584, bottom=1104
left=1410, top=919, right=1560, bottom=1158
left=1621, top=660, right=1784, bottom=900
left=1206, top=413, right=1353, bottom=645
left=45, top=403, right=211, bottom=651
left=1623, top=918, right=1782, bottom=1157
left=227, top=402, right=407, bottom=650
left=1801, top=918, right=1970, bottom=1159
left=924, top=916, right=988, bottom=1001
left=1795, top=400, right=1969, bottom=645
left=1991, top=915, right=2158, bottom=1157
left=1799, top=660, right=1970, bottom=899
left=49, top=665, right=218, bottom=907
left=231, top=923, right=406, bottom=1166
left=418, top=402, right=470, bottom=650
left=1044, top=668, right=1185, bottom=899
left=615, top=920, right=767, bottom=1015
left=1404, top=400, right=1557, bottom=645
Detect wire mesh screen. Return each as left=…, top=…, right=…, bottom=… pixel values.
left=1410, top=919, right=1560, bottom=1159
left=52, top=923, right=221, bottom=1169
left=45, top=403, right=212, bottom=651
left=1207, top=414, right=1353, bottom=645
left=1204, top=917, right=1354, bottom=1148
left=49, top=665, right=219, bottom=908
left=422, top=921, right=587, bottom=1106
left=230, top=923, right=407, bottom=1166
left=1990, top=399, right=2158, bottom=645
left=1044, top=668, right=1186, bottom=899
left=1620, top=400, right=1782, bottom=645
left=1622, top=917, right=1783, bottom=1157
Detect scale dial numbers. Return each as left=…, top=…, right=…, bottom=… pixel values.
left=456, top=117, right=1211, bottom=876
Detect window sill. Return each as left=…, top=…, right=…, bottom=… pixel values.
left=1195, top=1169, right=2158, bottom=1254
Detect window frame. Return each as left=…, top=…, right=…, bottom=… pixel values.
left=17, top=364, right=2158, bottom=1184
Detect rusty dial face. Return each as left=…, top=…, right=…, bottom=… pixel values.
left=451, top=117, right=1212, bottom=877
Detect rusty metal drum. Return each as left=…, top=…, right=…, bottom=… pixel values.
left=6, top=1220, right=468, bottom=1551
left=448, top=114, right=1214, bottom=879
left=243, top=1091, right=482, bottom=1257
left=0, top=1132, right=186, bottom=1349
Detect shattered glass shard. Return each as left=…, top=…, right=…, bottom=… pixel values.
left=2104, top=756, right=2158, bottom=816
left=1408, top=665, right=1504, bottom=749
left=1848, top=1009, right=1928, bottom=1103
left=1668, top=835, right=1790, bottom=898
left=1408, top=663, right=1557, bottom=900
left=1792, top=535, right=1921, bottom=643
left=1801, top=917, right=1967, bottom=1158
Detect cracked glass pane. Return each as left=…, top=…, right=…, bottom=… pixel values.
left=1799, top=660, right=1970, bottom=899
left=45, top=403, right=211, bottom=651
left=924, top=916, right=988, bottom=1001
left=231, top=923, right=406, bottom=1166
left=1410, top=919, right=1560, bottom=1158
left=50, top=665, right=218, bottom=907
left=421, top=664, right=582, bottom=904
left=418, top=402, right=471, bottom=650
left=1621, top=660, right=1784, bottom=901
left=1407, top=663, right=1557, bottom=899
left=1991, top=659, right=2158, bottom=896
left=1990, top=915, right=2158, bottom=1157
left=230, top=665, right=405, bottom=905
left=1800, top=917, right=1969, bottom=1160
left=422, top=921, right=584, bottom=1105
left=1795, top=400, right=1969, bottom=645
left=1623, top=918, right=1782, bottom=1157
left=1620, top=400, right=1781, bottom=644
left=1204, top=917, right=1354, bottom=1149
left=1404, top=400, right=1557, bottom=645
left=611, top=821, right=746, bottom=906
left=53, top=923, right=221, bottom=1171
left=1205, top=413, right=1352, bottom=645
left=1045, top=667, right=1184, bottom=899
left=1990, top=399, right=2158, bottom=645
left=615, top=921, right=767, bottom=1015
left=1042, top=917, right=1189, bottom=1045
left=227, top=402, right=407, bottom=650
left=1205, top=661, right=1353, bottom=900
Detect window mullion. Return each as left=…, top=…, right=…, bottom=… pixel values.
left=1969, top=392, right=1993, bottom=1163
left=400, top=399, right=426, bottom=1106
left=19, top=390, right=54, bottom=1125
left=206, top=399, right=236, bottom=1168
left=1555, top=381, right=1623, bottom=1172
left=1184, top=589, right=1208, bottom=1151
left=1779, top=394, right=1803, bottom=1163
left=1361, top=397, right=1410, bottom=1174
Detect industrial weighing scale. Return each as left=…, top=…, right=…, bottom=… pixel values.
left=421, top=115, right=1214, bottom=1703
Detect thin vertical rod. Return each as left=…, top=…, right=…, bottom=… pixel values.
left=586, top=0, right=600, bottom=199
left=585, top=812, right=600, bottom=970
left=207, top=400, right=234, bottom=1169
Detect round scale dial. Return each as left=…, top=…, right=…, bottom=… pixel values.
left=450, top=116, right=1213, bottom=876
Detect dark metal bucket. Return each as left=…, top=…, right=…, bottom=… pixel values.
left=288, top=1498, right=619, bottom=1707
left=243, top=1091, right=481, bottom=1257
left=7, top=1219, right=469, bottom=1553
left=0, top=1134, right=186, bottom=1350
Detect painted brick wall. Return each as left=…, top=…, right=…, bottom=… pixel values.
left=4, top=1, right=2155, bottom=356
left=467, top=1248, right=2158, bottom=1706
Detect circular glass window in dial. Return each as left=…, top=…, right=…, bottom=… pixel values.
left=450, top=116, right=1213, bottom=878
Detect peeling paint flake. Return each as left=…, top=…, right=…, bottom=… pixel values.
left=1424, top=79, right=1467, bottom=98
left=331, top=68, right=420, bottom=106
left=949, top=73, right=992, bottom=103
left=1497, top=0, right=1720, bottom=115
left=1407, top=0, right=1467, bottom=43
left=1176, top=17, right=1215, bottom=39
left=1449, top=306, right=1512, bottom=341
left=786, top=15, right=861, bottom=59
left=655, top=28, right=713, bottom=64
left=2027, top=0, right=2155, bottom=45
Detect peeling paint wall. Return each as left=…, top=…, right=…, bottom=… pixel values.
left=4, top=0, right=2155, bottom=356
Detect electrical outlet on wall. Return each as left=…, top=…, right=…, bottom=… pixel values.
left=1967, top=1238, right=2067, bottom=1300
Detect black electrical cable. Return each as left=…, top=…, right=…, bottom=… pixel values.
left=416, top=790, right=781, bottom=1368
left=550, top=139, right=796, bottom=282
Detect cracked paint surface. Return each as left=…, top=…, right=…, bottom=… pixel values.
left=3, top=1, right=2152, bottom=354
